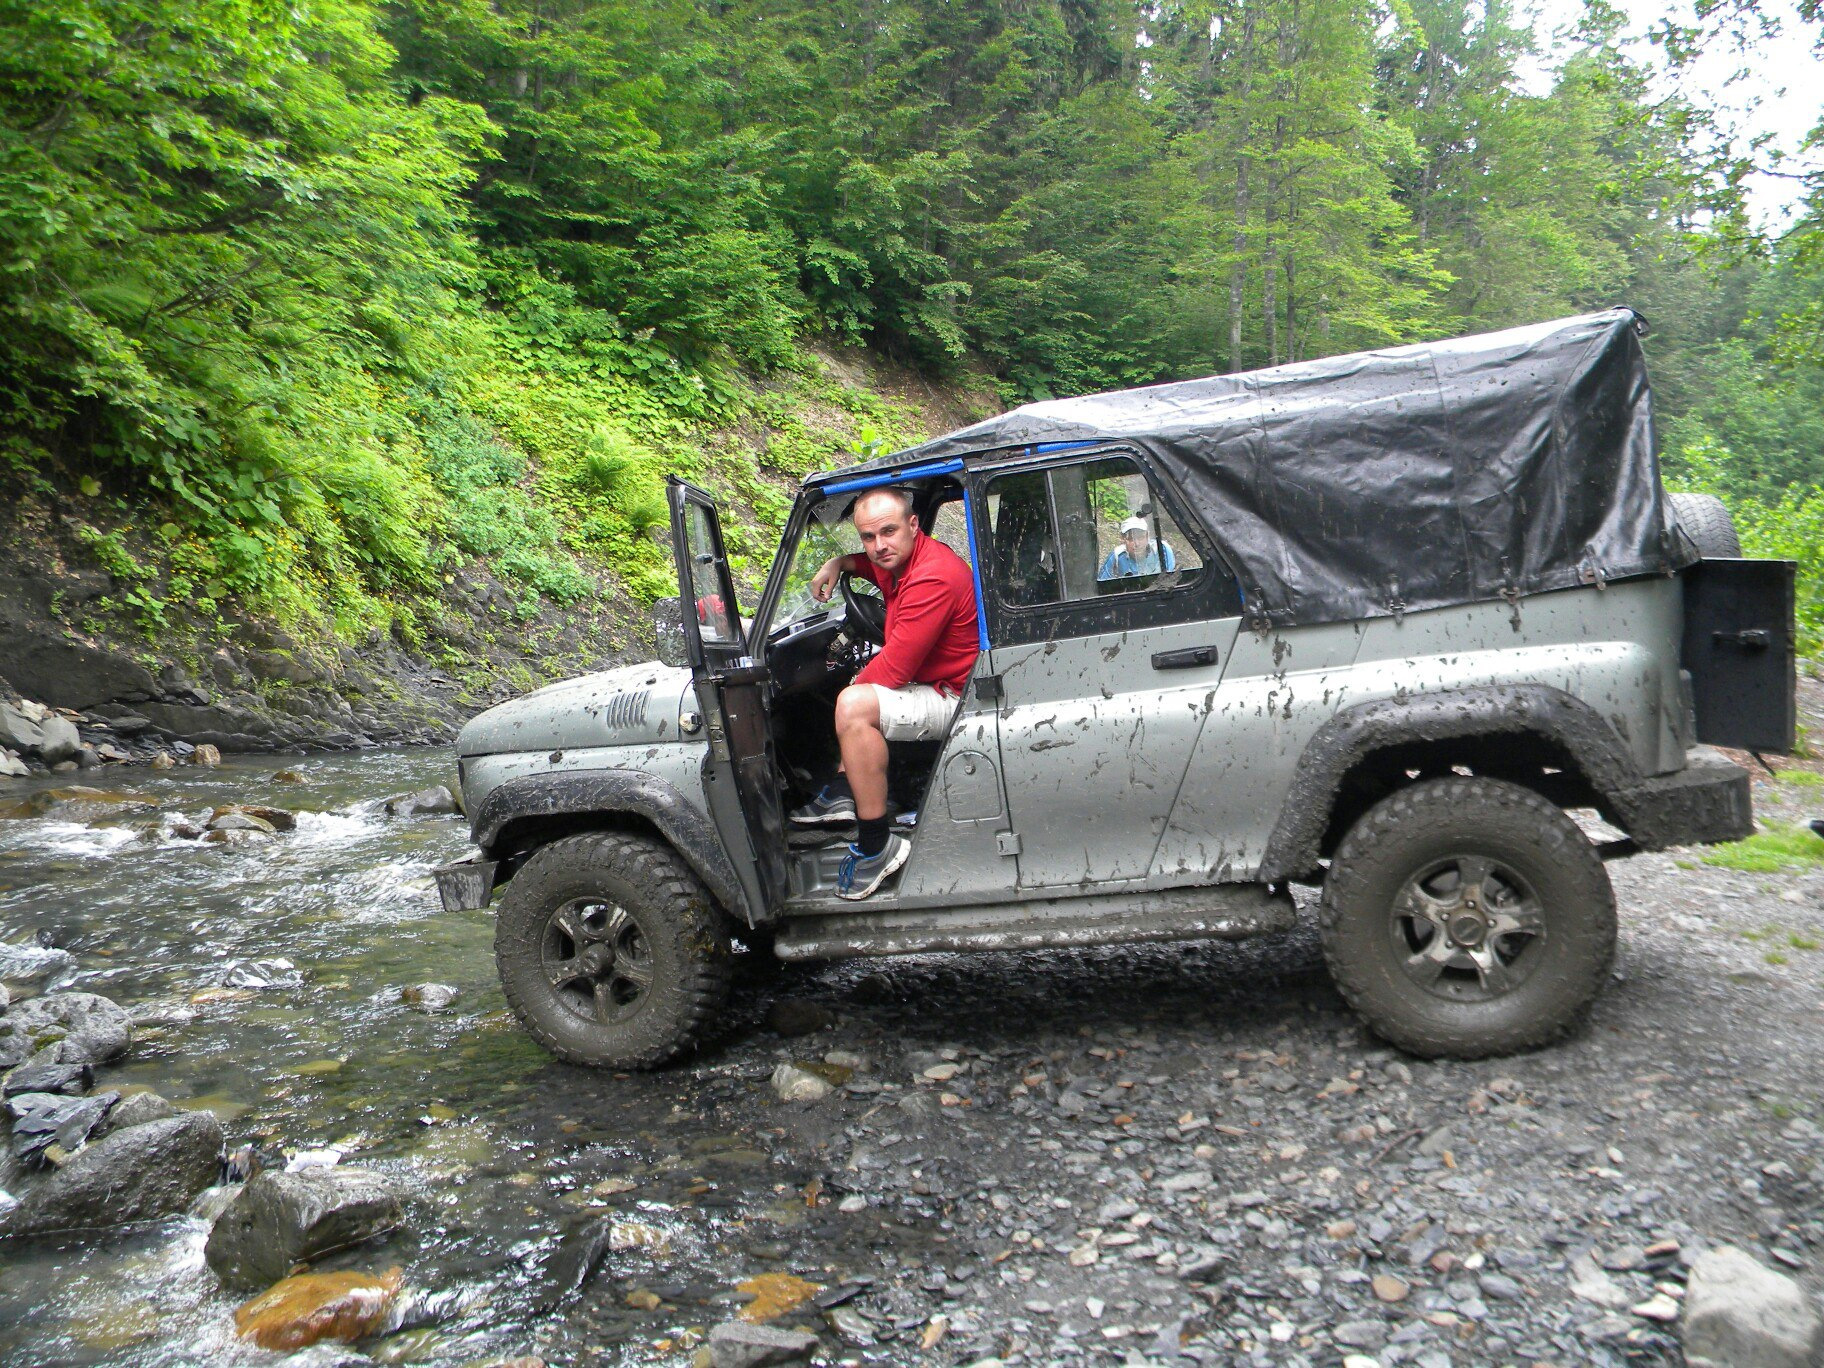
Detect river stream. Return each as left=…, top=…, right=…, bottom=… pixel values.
left=0, top=749, right=852, bottom=1368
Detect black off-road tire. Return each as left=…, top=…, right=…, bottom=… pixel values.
left=1668, top=491, right=1742, bottom=558
left=1319, top=777, right=1616, bottom=1059
left=495, top=831, right=732, bottom=1069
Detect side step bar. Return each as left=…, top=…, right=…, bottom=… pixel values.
left=774, top=884, right=1296, bottom=962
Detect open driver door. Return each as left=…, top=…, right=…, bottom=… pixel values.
left=666, top=477, right=789, bottom=920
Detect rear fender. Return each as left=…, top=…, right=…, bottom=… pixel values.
left=470, top=770, right=752, bottom=924
left=1259, top=684, right=1653, bottom=882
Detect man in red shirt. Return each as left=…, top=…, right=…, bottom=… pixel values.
left=793, top=487, right=980, bottom=898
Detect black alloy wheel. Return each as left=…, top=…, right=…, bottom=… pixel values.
left=1320, top=776, right=1616, bottom=1059
left=495, top=831, right=731, bottom=1069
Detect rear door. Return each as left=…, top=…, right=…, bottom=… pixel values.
left=666, top=477, right=788, bottom=915
left=1681, top=558, right=1797, bottom=754
left=975, top=451, right=1245, bottom=889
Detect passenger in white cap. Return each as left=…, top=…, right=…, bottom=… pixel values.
left=1098, top=514, right=1177, bottom=580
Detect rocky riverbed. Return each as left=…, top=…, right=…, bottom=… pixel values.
left=3, top=738, right=1824, bottom=1367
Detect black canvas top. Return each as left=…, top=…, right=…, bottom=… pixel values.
left=821, top=308, right=1689, bottom=627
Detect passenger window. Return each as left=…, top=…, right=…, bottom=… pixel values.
left=1082, top=460, right=1202, bottom=597
left=984, top=457, right=1202, bottom=607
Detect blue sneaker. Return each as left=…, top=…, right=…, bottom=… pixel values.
left=790, top=785, right=857, bottom=826
left=836, top=833, right=911, bottom=900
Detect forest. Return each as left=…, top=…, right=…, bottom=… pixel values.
left=2, top=0, right=1821, bottom=647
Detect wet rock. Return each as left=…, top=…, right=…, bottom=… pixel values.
left=771, top=1063, right=832, bottom=1103
left=1, top=1110, right=223, bottom=1235
left=0, top=786, right=157, bottom=823
left=1683, top=1245, right=1824, bottom=1368
left=190, top=744, right=223, bottom=767
left=96, top=1091, right=181, bottom=1137
left=0, top=991, right=134, bottom=1068
left=232, top=1267, right=404, bottom=1351
left=0, top=942, right=78, bottom=991
left=708, top=1321, right=820, bottom=1368
left=3, top=1053, right=93, bottom=1097
left=207, top=1166, right=406, bottom=1290
left=272, top=769, right=306, bottom=783
left=0, top=703, right=43, bottom=756
left=8, top=1090, right=118, bottom=1166
left=208, top=811, right=278, bottom=835
left=401, top=983, right=459, bottom=1013
left=149, top=753, right=175, bottom=770
left=767, top=1000, right=835, bottom=1037
left=532, top=1217, right=615, bottom=1312
left=210, top=803, right=297, bottom=832
left=383, top=786, right=459, bottom=818
left=204, top=958, right=303, bottom=990
left=37, top=717, right=80, bottom=765
left=0, top=749, right=26, bottom=779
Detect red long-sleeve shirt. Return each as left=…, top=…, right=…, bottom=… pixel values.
left=848, top=532, right=980, bottom=696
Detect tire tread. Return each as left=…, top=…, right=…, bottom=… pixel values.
left=1319, top=777, right=1616, bottom=1060
left=495, top=830, right=732, bottom=1070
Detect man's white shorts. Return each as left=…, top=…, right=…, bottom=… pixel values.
left=871, top=683, right=961, bottom=742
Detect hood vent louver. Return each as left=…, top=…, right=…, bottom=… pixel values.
left=603, top=688, right=651, bottom=731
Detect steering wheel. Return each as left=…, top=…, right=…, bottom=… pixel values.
left=839, top=569, right=888, bottom=647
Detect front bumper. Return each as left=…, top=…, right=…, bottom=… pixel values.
left=1614, top=746, right=1754, bottom=850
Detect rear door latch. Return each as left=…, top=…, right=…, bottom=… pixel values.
left=1712, top=629, right=1772, bottom=650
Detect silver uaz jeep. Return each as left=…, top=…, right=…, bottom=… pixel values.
left=438, top=309, right=1795, bottom=1069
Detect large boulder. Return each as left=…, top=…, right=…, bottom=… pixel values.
left=0, top=1110, right=223, bottom=1236
left=1684, top=1245, right=1824, bottom=1368
left=0, top=992, right=134, bottom=1069
left=0, top=703, right=44, bottom=756
left=36, top=716, right=80, bottom=765
left=206, top=1166, right=406, bottom=1290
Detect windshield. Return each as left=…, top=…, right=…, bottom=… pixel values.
left=771, top=494, right=863, bottom=632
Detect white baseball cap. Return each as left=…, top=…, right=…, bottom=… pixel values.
left=1119, top=516, right=1148, bottom=535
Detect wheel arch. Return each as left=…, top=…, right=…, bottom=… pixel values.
left=1258, top=685, right=1648, bottom=882
left=471, top=770, right=752, bottom=924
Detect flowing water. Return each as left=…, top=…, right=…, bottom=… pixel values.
left=0, top=750, right=841, bottom=1368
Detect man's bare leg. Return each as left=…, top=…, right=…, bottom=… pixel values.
left=833, top=684, right=888, bottom=820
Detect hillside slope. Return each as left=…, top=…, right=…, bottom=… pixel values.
left=0, top=345, right=995, bottom=764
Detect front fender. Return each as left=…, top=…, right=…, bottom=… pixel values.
left=471, top=769, right=751, bottom=924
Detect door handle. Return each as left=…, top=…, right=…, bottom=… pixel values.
left=1151, top=644, right=1219, bottom=670
left=1713, top=629, right=1772, bottom=650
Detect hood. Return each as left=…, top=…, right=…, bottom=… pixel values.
left=456, top=662, right=696, bottom=757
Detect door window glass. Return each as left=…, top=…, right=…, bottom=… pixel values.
left=984, top=457, right=1203, bottom=606
left=772, top=494, right=861, bottom=630
left=682, top=501, right=743, bottom=647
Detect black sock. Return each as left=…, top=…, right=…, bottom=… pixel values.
left=856, top=814, right=889, bottom=857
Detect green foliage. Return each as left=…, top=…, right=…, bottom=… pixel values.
left=4, top=0, right=1823, bottom=649
left=1704, top=824, right=1824, bottom=873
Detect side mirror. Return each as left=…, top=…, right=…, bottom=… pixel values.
left=652, top=596, right=689, bottom=669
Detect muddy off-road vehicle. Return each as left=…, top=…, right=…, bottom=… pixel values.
left=437, top=308, right=1795, bottom=1069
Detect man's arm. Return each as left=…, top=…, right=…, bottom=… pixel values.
left=1097, top=548, right=1120, bottom=581
left=809, top=552, right=866, bottom=603
left=1160, top=542, right=1176, bottom=572
left=854, top=576, right=953, bottom=690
